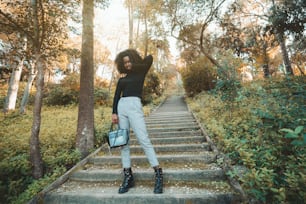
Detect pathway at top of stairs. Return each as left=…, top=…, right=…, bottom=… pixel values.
left=43, top=95, right=241, bottom=204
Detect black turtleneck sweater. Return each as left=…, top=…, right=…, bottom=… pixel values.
left=112, top=55, right=153, bottom=114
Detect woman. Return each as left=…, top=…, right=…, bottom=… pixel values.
left=112, top=49, right=163, bottom=194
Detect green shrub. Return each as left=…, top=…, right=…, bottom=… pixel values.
left=0, top=105, right=112, bottom=203
left=187, top=76, right=306, bottom=203
left=0, top=97, right=4, bottom=110
left=142, top=70, right=162, bottom=105
left=44, top=73, right=80, bottom=106
left=44, top=85, right=111, bottom=106
left=44, top=72, right=111, bottom=106
left=94, top=87, right=110, bottom=106
left=11, top=166, right=67, bottom=204
left=180, top=57, right=217, bottom=97
left=0, top=153, right=31, bottom=203
left=44, top=84, right=79, bottom=106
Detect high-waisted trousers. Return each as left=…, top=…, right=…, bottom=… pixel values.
left=118, top=97, right=159, bottom=168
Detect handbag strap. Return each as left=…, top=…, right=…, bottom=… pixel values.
left=110, top=123, right=114, bottom=132
left=110, top=123, right=120, bottom=147
left=110, top=123, right=120, bottom=131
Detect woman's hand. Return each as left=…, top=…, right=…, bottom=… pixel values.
left=112, top=114, right=118, bottom=124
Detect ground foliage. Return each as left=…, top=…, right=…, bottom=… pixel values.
left=187, top=76, right=305, bottom=203
left=0, top=81, right=164, bottom=203
left=0, top=104, right=111, bottom=203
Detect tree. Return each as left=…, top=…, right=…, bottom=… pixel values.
left=76, top=0, right=95, bottom=158
left=268, top=0, right=305, bottom=75
left=3, top=35, right=27, bottom=112
left=164, top=0, right=227, bottom=68
left=20, top=61, right=36, bottom=113
left=219, top=4, right=281, bottom=78
left=0, top=1, right=73, bottom=113
left=29, top=0, right=44, bottom=179
left=0, top=2, right=29, bottom=112
left=126, top=0, right=134, bottom=48
left=231, top=0, right=304, bottom=76
left=1, top=0, right=82, bottom=178
left=290, top=38, right=305, bottom=75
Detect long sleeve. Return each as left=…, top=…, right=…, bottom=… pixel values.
left=131, top=55, right=153, bottom=74
left=112, top=79, right=122, bottom=114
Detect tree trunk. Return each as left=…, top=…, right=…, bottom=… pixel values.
left=76, top=0, right=94, bottom=158
left=20, top=66, right=36, bottom=114
left=200, top=46, right=222, bottom=69
left=3, top=60, right=23, bottom=113
left=277, top=33, right=293, bottom=75
left=30, top=55, right=44, bottom=179
left=262, top=42, right=270, bottom=78
left=3, top=35, right=27, bottom=113
left=144, top=8, right=148, bottom=56
left=29, top=0, right=43, bottom=179
left=128, top=0, right=133, bottom=48
left=135, top=13, right=140, bottom=48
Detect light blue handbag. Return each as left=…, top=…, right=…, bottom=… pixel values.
left=107, top=124, right=129, bottom=148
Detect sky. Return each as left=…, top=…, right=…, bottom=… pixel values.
left=93, top=0, right=179, bottom=79
left=94, top=0, right=129, bottom=59
left=94, top=0, right=178, bottom=60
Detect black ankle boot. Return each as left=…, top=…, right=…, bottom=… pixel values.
left=118, top=168, right=135, bottom=194
left=154, top=168, right=163, bottom=194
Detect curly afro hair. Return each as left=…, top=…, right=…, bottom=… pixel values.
left=114, top=49, right=143, bottom=73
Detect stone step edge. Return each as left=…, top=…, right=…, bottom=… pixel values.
left=145, top=113, right=194, bottom=118
left=187, top=103, right=248, bottom=202
left=130, top=130, right=203, bottom=137
left=100, top=143, right=211, bottom=153
left=146, top=118, right=195, bottom=122
left=146, top=125, right=199, bottom=130
left=45, top=186, right=239, bottom=204
left=70, top=169, right=226, bottom=182
left=48, top=181, right=235, bottom=194
left=90, top=154, right=217, bottom=165
left=58, top=179, right=234, bottom=191
left=145, top=122, right=197, bottom=127
left=130, top=135, right=205, bottom=141
left=145, top=116, right=195, bottom=119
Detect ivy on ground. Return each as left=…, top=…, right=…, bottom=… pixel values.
left=188, top=76, right=305, bottom=203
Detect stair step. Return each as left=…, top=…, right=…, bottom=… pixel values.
left=149, top=111, right=191, bottom=116
left=145, top=118, right=196, bottom=124
left=146, top=121, right=197, bottom=128
left=40, top=95, right=240, bottom=203
left=70, top=168, right=226, bottom=183
left=146, top=116, right=195, bottom=121
left=145, top=119, right=196, bottom=124
left=45, top=181, right=238, bottom=204
left=101, top=143, right=211, bottom=154
left=137, top=130, right=202, bottom=137
left=146, top=126, right=200, bottom=133
left=89, top=154, right=217, bottom=167
left=145, top=113, right=194, bottom=121
left=130, top=135, right=205, bottom=145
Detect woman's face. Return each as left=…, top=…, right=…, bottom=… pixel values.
left=123, top=56, right=132, bottom=71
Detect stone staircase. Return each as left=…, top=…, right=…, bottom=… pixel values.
left=42, top=95, right=240, bottom=204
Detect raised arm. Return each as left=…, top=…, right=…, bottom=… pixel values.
left=132, top=55, right=153, bottom=74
